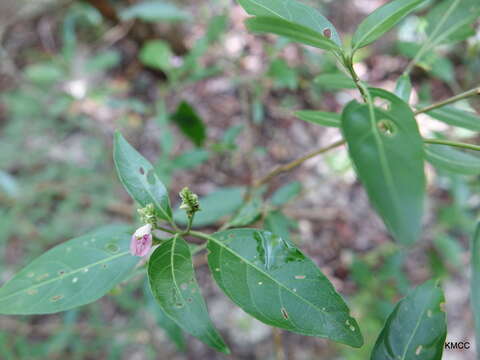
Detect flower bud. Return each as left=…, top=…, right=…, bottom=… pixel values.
left=179, top=187, right=200, bottom=218
left=130, top=224, right=153, bottom=257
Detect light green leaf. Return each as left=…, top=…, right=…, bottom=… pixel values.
left=120, top=1, right=190, bottom=22
left=227, top=195, right=262, bottom=227
left=270, top=181, right=302, bottom=206
left=425, top=0, right=480, bottom=47
left=174, top=187, right=245, bottom=227
left=0, top=225, right=139, bottom=315
left=426, top=106, right=480, bottom=132
left=295, top=110, right=341, bottom=128
left=207, top=229, right=363, bottom=347
left=24, top=63, right=64, bottom=85
left=425, top=144, right=480, bottom=175
left=139, top=40, right=173, bottom=72
left=341, top=88, right=425, bottom=244
left=238, top=0, right=341, bottom=46
left=265, top=210, right=297, bottom=242
left=171, top=150, right=210, bottom=170
left=394, top=75, right=412, bottom=103
left=113, top=132, right=173, bottom=222
left=245, top=17, right=340, bottom=51
left=148, top=235, right=229, bottom=353
left=371, top=280, right=446, bottom=360
left=314, top=73, right=356, bottom=90
left=471, top=224, right=480, bottom=356
left=352, top=0, right=426, bottom=50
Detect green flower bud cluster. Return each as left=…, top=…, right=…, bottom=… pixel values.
left=137, top=203, right=159, bottom=226
left=179, top=187, right=201, bottom=218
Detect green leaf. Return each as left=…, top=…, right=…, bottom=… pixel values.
left=370, top=280, right=446, bottom=360
left=226, top=195, right=262, bottom=228
left=174, top=187, right=246, bottom=227
left=352, top=0, right=426, bottom=50
left=238, top=0, right=341, bottom=46
left=207, top=229, right=363, bottom=347
left=394, top=75, right=412, bottom=103
left=425, top=144, right=480, bottom=175
left=113, top=132, right=173, bottom=222
left=295, top=110, right=340, bottom=128
left=341, top=88, right=425, bottom=244
left=426, top=106, right=480, bottom=132
left=265, top=210, right=297, bottom=242
left=148, top=235, right=229, bottom=353
left=0, top=225, right=139, bottom=315
left=425, top=0, right=480, bottom=47
left=471, top=224, right=480, bottom=355
left=270, top=181, right=302, bottom=206
left=268, top=58, right=298, bottom=90
left=170, top=101, right=206, bottom=147
left=24, top=63, right=64, bottom=85
left=314, top=73, right=356, bottom=90
left=120, top=1, right=190, bottom=22
left=171, top=149, right=210, bottom=170
left=139, top=40, right=173, bottom=72
left=245, top=17, right=340, bottom=51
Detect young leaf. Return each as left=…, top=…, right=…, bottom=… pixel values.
left=371, top=280, right=446, bottom=360
left=170, top=101, right=206, bottom=147
left=471, top=224, right=480, bottom=356
left=0, top=225, right=139, bottom=315
left=270, top=181, right=302, bottom=206
left=425, top=144, right=480, bottom=175
left=394, top=75, right=412, bottom=103
left=148, top=235, right=229, bottom=353
left=341, top=88, right=425, bottom=244
left=173, top=187, right=245, bottom=227
left=352, top=0, right=427, bottom=50
left=426, top=106, right=480, bottom=132
left=295, top=110, right=341, bottom=128
left=207, top=229, right=363, bottom=347
left=245, top=17, right=340, bottom=52
left=114, top=132, right=173, bottom=222
left=139, top=40, right=173, bottom=72
left=238, top=0, right=341, bottom=46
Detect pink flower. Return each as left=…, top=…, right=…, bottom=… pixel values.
left=130, top=224, right=153, bottom=257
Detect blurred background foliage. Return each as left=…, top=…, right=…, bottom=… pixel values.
left=0, top=0, right=479, bottom=359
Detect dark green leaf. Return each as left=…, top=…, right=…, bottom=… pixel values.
left=139, top=40, right=173, bottom=72
left=352, top=0, right=427, bottom=50
left=371, top=280, right=446, bottom=360
left=120, top=1, right=190, bottom=22
left=394, top=75, right=412, bottom=103
left=341, top=88, right=425, bottom=244
left=295, top=110, right=341, bottom=128
left=426, top=106, right=480, bottom=132
left=245, top=17, right=340, bottom=51
left=207, top=229, right=363, bottom=347
left=270, top=181, right=302, bottom=206
left=471, top=224, right=480, bottom=355
left=314, top=73, right=356, bottom=90
left=170, top=101, right=206, bottom=147
left=148, top=235, right=229, bottom=353
left=0, top=225, right=139, bottom=315
left=174, top=187, right=246, bottom=227
left=114, top=132, right=173, bottom=222
left=425, top=144, right=480, bottom=175
left=238, top=0, right=341, bottom=46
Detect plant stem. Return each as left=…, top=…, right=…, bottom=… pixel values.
left=253, top=139, right=346, bottom=188
left=156, top=225, right=176, bottom=234
left=272, top=328, right=286, bottom=360
left=415, top=87, right=480, bottom=115
left=424, top=138, right=480, bottom=152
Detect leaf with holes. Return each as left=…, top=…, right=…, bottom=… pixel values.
left=371, top=280, right=446, bottom=360
left=295, top=110, right=341, bottom=128
left=471, top=224, right=480, bottom=355
left=245, top=17, right=340, bottom=51
left=0, top=225, right=139, bottom=315
left=114, top=132, right=173, bottom=223
left=352, top=0, right=427, bottom=50
left=148, top=235, right=229, bottom=353
left=341, top=88, right=425, bottom=244
left=238, top=0, right=341, bottom=46
left=207, top=229, right=363, bottom=347
left=425, top=144, right=480, bottom=175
